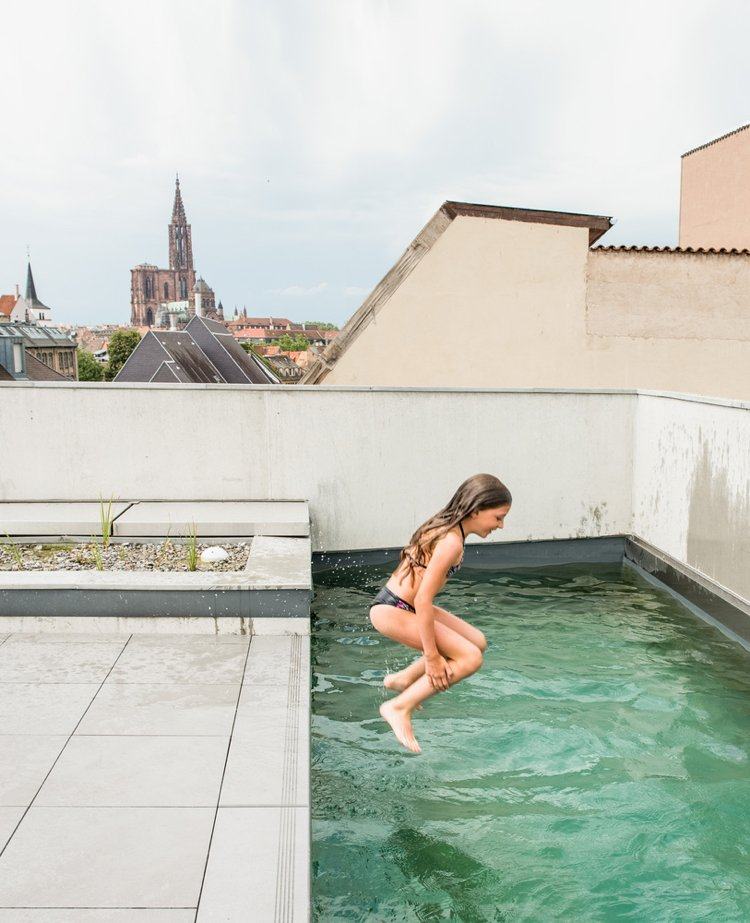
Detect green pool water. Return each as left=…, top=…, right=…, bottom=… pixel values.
left=311, top=562, right=750, bottom=922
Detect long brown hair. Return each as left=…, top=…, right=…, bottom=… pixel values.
left=397, top=473, right=512, bottom=584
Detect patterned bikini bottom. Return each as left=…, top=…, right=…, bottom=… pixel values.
left=371, top=585, right=416, bottom=613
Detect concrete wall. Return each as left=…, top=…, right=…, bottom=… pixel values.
left=0, top=382, right=634, bottom=554
left=587, top=249, right=750, bottom=340
left=3, top=381, right=747, bottom=605
left=633, top=392, right=750, bottom=601
left=679, top=126, right=750, bottom=250
left=322, top=215, right=750, bottom=399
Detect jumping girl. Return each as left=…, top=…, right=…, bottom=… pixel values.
left=370, top=473, right=512, bottom=753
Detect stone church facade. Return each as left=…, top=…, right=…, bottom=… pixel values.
left=130, top=177, right=223, bottom=328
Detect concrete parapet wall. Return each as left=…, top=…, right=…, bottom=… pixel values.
left=633, top=392, right=750, bottom=602
left=1, top=382, right=747, bottom=606
left=0, top=382, right=634, bottom=554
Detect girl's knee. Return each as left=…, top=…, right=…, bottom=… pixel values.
left=459, top=648, right=483, bottom=675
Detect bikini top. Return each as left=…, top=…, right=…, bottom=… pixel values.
left=405, top=522, right=465, bottom=576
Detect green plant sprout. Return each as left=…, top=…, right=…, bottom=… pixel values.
left=89, top=538, right=104, bottom=571
left=185, top=521, right=198, bottom=572
left=98, top=494, right=115, bottom=549
left=3, top=532, right=24, bottom=569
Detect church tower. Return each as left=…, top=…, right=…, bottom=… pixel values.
left=168, top=176, right=194, bottom=271
left=131, top=176, right=219, bottom=328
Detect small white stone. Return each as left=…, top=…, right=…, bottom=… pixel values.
left=200, top=545, right=230, bottom=563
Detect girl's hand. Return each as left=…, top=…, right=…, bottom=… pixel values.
left=425, top=653, right=453, bottom=691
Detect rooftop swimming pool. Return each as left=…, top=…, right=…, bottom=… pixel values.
left=311, top=561, right=750, bottom=921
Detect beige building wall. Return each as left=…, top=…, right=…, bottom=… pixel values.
left=323, top=215, right=750, bottom=399
left=679, top=124, right=750, bottom=250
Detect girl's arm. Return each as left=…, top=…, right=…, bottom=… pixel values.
left=413, top=533, right=463, bottom=690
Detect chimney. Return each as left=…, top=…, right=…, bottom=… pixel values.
left=15, top=284, right=20, bottom=298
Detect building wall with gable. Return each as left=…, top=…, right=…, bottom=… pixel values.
left=679, top=126, right=750, bottom=250
left=322, top=215, right=750, bottom=399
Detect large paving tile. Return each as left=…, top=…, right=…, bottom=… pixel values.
left=0, top=642, right=124, bottom=683
left=37, top=735, right=228, bottom=807
left=126, top=632, right=251, bottom=646
left=0, top=912, right=195, bottom=921
left=77, top=683, right=239, bottom=736
left=244, top=634, right=309, bottom=686
left=0, top=806, right=214, bottom=908
left=220, top=709, right=309, bottom=806
left=5, top=632, right=129, bottom=644
left=236, top=680, right=310, bottom=717
left=197, top=807, right=309, bottom=922
left=108, top=640, right=247, bottom=684
left=0, top=807, right=24, bottom=851
left=0, top=683, right=99, bottom=735
left=0, top=736, right=67, bottom=805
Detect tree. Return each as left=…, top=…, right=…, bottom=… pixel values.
left=303, top=320, right=339, bottom=330
left=77, top=349, right=105, bottom=381
left=240, top=342, right=278, bottom=376
left=104, top=329, right=141, bottom=380
left=275, top=333, right=309, bottom=351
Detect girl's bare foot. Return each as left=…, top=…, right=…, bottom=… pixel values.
left=379, top=700, right=421, bottom=753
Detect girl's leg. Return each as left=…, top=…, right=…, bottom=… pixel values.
left=379, top=648, right=482, bottom=752
left=384, top=606, right=487, bottom=691
left=369, top=604, right=484, bottom=753
left=384, top=655, right=425, bottom=691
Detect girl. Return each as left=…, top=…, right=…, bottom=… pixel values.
left=370, top=473, right=512, bottom=754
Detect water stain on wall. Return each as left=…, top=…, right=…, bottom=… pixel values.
left=687, top=441, right=750, bottom=601
left=574, top=501, right=609, bottom=538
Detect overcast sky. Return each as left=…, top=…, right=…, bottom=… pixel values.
left=1, top=0, right=748, bottom=326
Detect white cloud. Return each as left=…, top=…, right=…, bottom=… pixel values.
left=1, top=0, right=749, bottom=326
left=270, top=282, right=329, bottom=297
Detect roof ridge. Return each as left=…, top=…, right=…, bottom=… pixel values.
left=682, top=123, right=750, bottom=157
left=591, top=244, right=750, bottom=256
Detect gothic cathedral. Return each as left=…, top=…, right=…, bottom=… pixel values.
left=130, top=177, right=223, bottom=328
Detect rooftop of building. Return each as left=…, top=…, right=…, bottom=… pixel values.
left=682, top=122, right=750, bottom=158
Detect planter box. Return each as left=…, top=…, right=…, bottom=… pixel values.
left=0, top=537, right=312, bottom=628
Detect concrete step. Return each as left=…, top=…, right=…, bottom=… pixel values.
left=0, top=502, right=133, bottom=538
left=113, top=501, right=309, bottom=538
left=0, top=500, right=309, bottom=540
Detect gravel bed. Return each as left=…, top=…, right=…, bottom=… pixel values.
left=0, top=541, right=250, bottom=572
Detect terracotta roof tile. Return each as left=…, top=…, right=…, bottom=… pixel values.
left=591, top=244, right=750, bottom=256
left=0, top=294, right=17, bottom=317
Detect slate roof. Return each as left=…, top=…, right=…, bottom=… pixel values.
left=113, top=318, right=279, bottom=385
left=184, top=315, right=278, bottom=384
left=24, top=352, right=69, bottom=381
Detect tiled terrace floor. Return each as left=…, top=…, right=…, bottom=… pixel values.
left=0, top=632, right=310, bottom=921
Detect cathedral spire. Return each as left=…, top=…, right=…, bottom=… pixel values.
left=172, top=174, right=187, bottom=224
left=168, top=174, right=193, bottom=271
left=25, top=261, right=39, bottom=303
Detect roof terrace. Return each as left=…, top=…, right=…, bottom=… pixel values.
left=0, top=380, right=748, bottom=917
